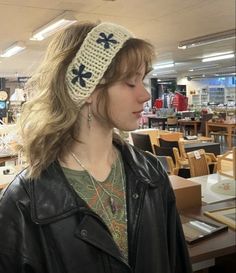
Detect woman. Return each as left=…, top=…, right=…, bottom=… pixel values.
left=0, top=22, right=192, bottom=273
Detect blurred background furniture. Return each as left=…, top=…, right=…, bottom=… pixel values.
left=156, top=155, right=178, bottom=175
left=187, top=149, right=210, bottom=177
left=132, top=128, right=159, bottom=147
left=217, top=147, right=236, bottom=179
left=130, top=132, right=154, bottom=153
left=145, top=115, right=167, bottom=129
left=178, top=119, right=201, bottom=136
left=166, top=117, right=178, bottom=131
left=159, top=131, right=183, bottom=142
left=153, top=144, right=175, bottom=162
left=199, top=113, right=213, bottom=136
left=184, top=142, right=221, bottom=156
left=159, top=138, right=179, bottom=149
left=206, top=121, right=236, bottom=149
left=187, top=149, right=217, bottom=177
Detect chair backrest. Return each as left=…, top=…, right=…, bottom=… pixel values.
left=131, top=132, right=153, bottom=153
left=187, top=149, right=209, bottom=177
left=217, top=146, right=236, bottom=179
left=167, top=117, right=178, bottom=125
left=156, top=155, right=178, bottom=175
left=153, top=144, right=175, bottom=163
left=159, top=138, right=179, bottom=148
left=159, top=131, right=183, bottom=141
left=172, top=147, right=189, bottom=168
left=133, top=129, right=159, bottom=146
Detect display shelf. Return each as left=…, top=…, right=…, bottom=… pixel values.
left=208, top=86, right=225, bottom=104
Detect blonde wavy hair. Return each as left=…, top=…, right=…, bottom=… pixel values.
left=18, top=22, right=154, bottom=179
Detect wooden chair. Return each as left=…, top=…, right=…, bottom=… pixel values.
left=187, top=149, right=210, bottom=177
left=145, top=151, right=179, bottom=175
left=156, top=156, right=179, bottom=175
left=159, top=138, right=179, bottom=148
left=173, top=147, right=189, bottom=169
left=217, top=147, right=236, bottom=179
left=159, top=132, right=183, bottom=141
left=131, top=132, right=154, bottom=153
left=153, top=145, right=175, bottom=163
left=132, top=128, right=159, bottom=147
left=166, top=117, right=178, bottom=131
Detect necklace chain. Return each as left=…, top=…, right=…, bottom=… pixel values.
left=71, top=150, right=119, bottom=215
left=70, top=149, right=128, bottom=258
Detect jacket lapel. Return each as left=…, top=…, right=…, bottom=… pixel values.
left=74, top=214, right=129, bottom=266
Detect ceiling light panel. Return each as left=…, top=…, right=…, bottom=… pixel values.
left=0, top=42, right=25, bottom=58
left=154, top=62, right=175, bottom=69
left=30, top=11, right=77, bottom=41
left=202, top=53, right=235, bottom=62
left=178, top=29, right=236, bottom=49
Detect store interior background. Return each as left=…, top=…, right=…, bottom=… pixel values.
left=0, top=0, right=235, bottom=122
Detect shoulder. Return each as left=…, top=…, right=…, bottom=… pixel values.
left=0, top=169, right=31, bottom=212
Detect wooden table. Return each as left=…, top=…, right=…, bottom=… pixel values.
left=169, top=175, right=236, bottom=272
left=205, top=121, right=236, bottom=149
left=178, top=119, right=201, bottom=136
left=180, top=200, right=236, bottom=272
left=188, top=173, right=235, bottom=204
left=0, top=154, right=17, bottom=164
left=184, top=142, right=221, bottom=156
left=145, top=115, right=167, bottom=129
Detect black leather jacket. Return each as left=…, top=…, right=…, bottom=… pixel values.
left=0, top=141, right=192, bottom=273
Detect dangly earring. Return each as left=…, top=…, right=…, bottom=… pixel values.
left=88, top=104, right=92, bottom=129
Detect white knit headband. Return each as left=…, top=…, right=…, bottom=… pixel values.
left=66, top=22, right=133, bottom=106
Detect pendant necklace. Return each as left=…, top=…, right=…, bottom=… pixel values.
left=71, top=151, right=118, bottom=215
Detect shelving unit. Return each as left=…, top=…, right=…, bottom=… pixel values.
left=208, top=86, right=225, bottom=104
left=191, top=88, right=209, bottom=107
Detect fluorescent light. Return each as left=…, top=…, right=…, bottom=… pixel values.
left=30, top=11, right=77, bottom=41
left=202, top=51, right=233, bottom=58
left=154, top=62, right=175, bottom=69
left=0, top=42, right=25, bottom=57
left=178, top=29, right=236, bottom=49
left=188, top=64, right=219, bottom=71
left=202, top=53, right=235, bottom=62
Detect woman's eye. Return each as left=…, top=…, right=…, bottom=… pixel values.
left=126, top=82, right=135, bottom=88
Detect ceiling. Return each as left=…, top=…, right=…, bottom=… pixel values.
left=0, top=0, right=235, bottom=80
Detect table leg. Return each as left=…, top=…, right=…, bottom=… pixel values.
left=162, top=121, right=165, bottom=130
left=227, top=126, right=232, bottom=149
left=194, top=124, right=197, bottom=135
left=205, top=123, right=209, bottom=137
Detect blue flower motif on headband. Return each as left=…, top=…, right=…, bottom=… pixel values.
left=71, top=64, right=92, bottom=87
left=96, top=32, right=118, bottom=49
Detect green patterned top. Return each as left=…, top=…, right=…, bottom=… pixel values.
left=62, top=152, right=128, bottom=260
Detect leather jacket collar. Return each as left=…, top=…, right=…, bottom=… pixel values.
left=25, top=140, right=159, bottom=225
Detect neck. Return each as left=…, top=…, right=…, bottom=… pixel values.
left=60, top=113, right=117, bottom=180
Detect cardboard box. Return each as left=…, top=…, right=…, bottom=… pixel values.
left=169, top=175, right=202, bottom=210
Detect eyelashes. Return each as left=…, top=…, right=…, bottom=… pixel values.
left=126, top=83, right=136, bottom=88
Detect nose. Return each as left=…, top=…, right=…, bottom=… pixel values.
left=138, top=86, right=151, bottom=103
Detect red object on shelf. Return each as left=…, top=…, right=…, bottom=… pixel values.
left=172, top=93, right=188, bottom=111
left=154, top=99, right=163, bottom=109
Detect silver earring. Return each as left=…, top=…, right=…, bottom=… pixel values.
left=88, top=105, right=92, bottom=129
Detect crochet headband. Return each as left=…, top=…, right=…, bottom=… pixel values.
left=66, top=22, right=133, bottom=106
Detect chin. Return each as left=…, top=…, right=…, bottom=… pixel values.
left=118, top=123, right=139, bottom=132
